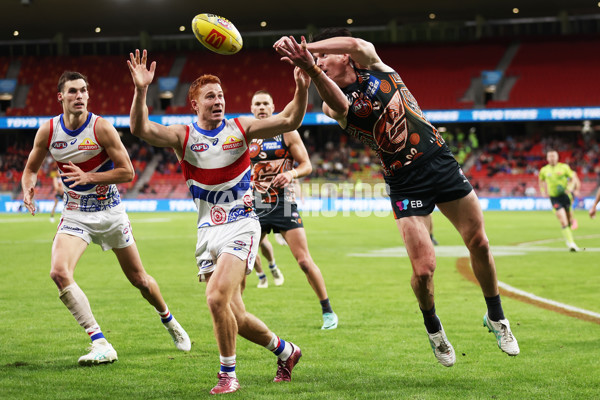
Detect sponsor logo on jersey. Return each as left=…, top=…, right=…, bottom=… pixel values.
left=365, top=76, right=380, bottom=99
left=210, top=205, right=227, bottom=224
left=66, top=202, right=79, bottom=210
left=222, top=136, right=243, bottom=151
left=212, top=138, right=219, bottom=146
left=67, top=191, right=81, bottom=199
left=262, top=141, right=282, bottom=151
left=52, top=141, right=67, bottom=149
left=123, top=227, right=129, bottom=235
left=234, top=240, right=246, bottom=247
left=395, top=199, right=424, bottom=211
left=70, top=139, right=77, bottom=145
left=191, top=143, right=210, bottom=152
left=78, top=138, right=100, bottom=151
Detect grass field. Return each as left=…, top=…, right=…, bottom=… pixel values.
left=1, top=210, right=599, bottom=399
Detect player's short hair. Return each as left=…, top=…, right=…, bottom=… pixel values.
left=311, top=27, right=353, bottom=42
left=252, top=90, right=273, bottom=100
left=188, top=74, right=222, bottom=103
left=58, top=71, right=88, bottom=93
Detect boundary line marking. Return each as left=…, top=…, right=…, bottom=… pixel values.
left=456, top=258, right=600, bottom=324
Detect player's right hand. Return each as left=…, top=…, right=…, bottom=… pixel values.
left=23, top=187, right=36, bottom=215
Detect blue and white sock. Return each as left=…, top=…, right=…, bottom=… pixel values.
left=266, top=333, right=292, bottom=361
left=85, top=325, right=105, bottom=342
left=220, top=355, right=236, bottom=378
left=157, top=307, right=174, bottom=326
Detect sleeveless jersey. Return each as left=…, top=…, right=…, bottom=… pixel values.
left=341, top=68, right=445, bottom=176
left=47, top=113, right=121, bottom=212
left=181, top=118, right=256, bottom=228
left=539, top=162, right=575, bottom=197
left=249, top=134, right=296, bottom=204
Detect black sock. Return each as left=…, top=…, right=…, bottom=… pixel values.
left=485, top=295, right=505, bottom=321
left=320, top=298, right=333, bottom=314
left=420, top=305, right=442, bottom=334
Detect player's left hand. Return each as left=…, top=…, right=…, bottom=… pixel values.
left=60, top=162, right=89, bottom=187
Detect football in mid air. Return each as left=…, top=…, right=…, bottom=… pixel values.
left=192, top=13, right=243, bottom=55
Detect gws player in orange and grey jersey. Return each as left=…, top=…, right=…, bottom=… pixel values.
left=275, top=28, right=519, bottom=366
left=128, top=50, right=308, bottom=395
left=249, top=90, right=338, bottom=330
left=21, top=71, right=190, bottom=366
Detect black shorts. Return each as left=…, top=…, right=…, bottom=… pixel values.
left=388, top=149, right=473, bottom=219
left=550, top=193, right=572, bottom=211
left=256, top=201, right=304, bottom=233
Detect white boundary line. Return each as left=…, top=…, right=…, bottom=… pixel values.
left=497, top=281, right=600, bottom=319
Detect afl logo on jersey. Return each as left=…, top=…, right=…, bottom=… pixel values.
left=52, top=141, right=68, bottom=149
left=191, top=143, right=209, bottom=152
left=249, top=142, right=261, bottom=158
left=352, top=98, right=373, bottom=118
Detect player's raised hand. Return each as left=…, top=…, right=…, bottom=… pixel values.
left=127, top=49, right=156, bottom=89
left=294, top=67, right=311, bottom=91
left=274, top=36, right=315, bottom=70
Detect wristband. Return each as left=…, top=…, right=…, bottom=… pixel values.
left=288, top=169, right=298, bottom=179
left=305, top=64, right=322, bottom=79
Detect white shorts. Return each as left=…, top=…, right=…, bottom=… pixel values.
left=57, top=205, right=134, bottom=251
left=196, top=218, right=260, bottom=282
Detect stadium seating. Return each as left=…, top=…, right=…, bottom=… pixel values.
left=493, top=36, right=600, bottom=108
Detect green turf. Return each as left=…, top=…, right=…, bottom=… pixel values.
left=0, top=210, right=598, bottom=399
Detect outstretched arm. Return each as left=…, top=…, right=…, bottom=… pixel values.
left=274, top=36, right=350, bottom=124
left=21, top=122, right=50, bottom=215
left=241, top=67, right=309, bottom=140
left=128, top=49, right=185, bottom=155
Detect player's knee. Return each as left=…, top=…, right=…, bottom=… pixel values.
left=412, top=262, right=436, bottom=281
left=49, top=267, right=69, bottom=287
left=466, top=231, right=490, bottom=254
left=206, top=291, right=227, bottom=314
left=297, top=257, right=313, bottom=274
left=129, top=273, right=151, bottom=291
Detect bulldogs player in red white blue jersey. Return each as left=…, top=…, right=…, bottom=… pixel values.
left=128, top=49, right=308, bottom=395
left=249, top=90, right=338, bottom=330
left=275, top=29, right=519, bottom=366
left=21, top=71, right=190, bottom=366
